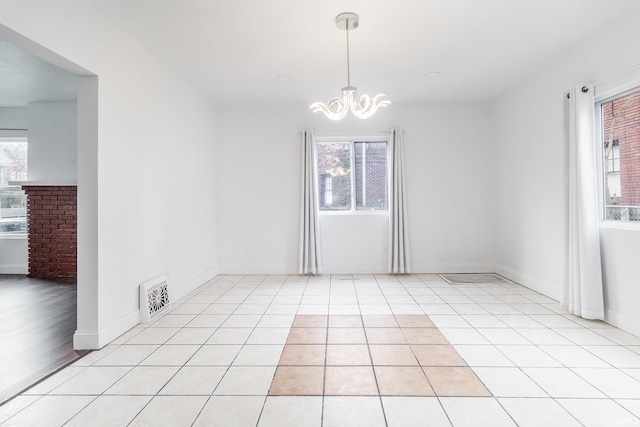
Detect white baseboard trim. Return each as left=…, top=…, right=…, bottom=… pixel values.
left=73, top=309, right=139, bottom=350
left=219, top=264, right=298, bottom=275
left=171, top=267, right=219, bottom=301
left=322, top=265, right=387, bottom=274
left=605, top=307, right=640, bottom=337
left=494, top=264, right=561, bottom=301
left=0, top=265, right=28, bottom=274
left=411, top=264, right=495, bottom=274
left=74, top=267, right=220, bottom=350
left=73, top=330, right=100, bottom=350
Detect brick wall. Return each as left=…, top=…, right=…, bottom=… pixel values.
left=22, top=185, right=77, bottom=278
left=602, top=90, right=640, bottom=206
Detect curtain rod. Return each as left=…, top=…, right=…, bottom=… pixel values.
left=0, top=128, right=27, bottom=131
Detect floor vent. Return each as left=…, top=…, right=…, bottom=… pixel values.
left=140, top=274, right=170, bottom=323
left=440, top=273, right=511, bottom=285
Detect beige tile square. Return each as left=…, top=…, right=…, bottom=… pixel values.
left=413, top=345, right=467, bottom=366
left=286, top=328, right=327, bottom=344
left=292, top=315, right=328, bottom=327
left=326, top=345, right=371, bottom=365
left=362, top=315, right=399, bottom=327
left=395, top=314, right=436, bottom=328
left=375, top=367, right=435, bottom=396
left=269, top=366, right=325, bottom=395
left=365, top=328, right=408, bottom=344
left=279, top=345, right=326, bottom=365
left=329, top=315, right=363, bottom=327
left=368, top=345, right=417, bottom=366
left=403, top=328, right=449, bottom=344
left=424, top=367, right=491, bottom=396
left=327, top=328, right=367, bottom=344
left=325, top=366, right=379, bottom=395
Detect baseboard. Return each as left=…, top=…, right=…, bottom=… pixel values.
left=494, top=264, right=561, bottom=301
left=321, top=264, right=387, bottom=274
left=73, top=267, right=220, bottom=350
left=73, top=330, right=100, bottom=350
left=605, top=307, right=640, bottom=337
left=73, top=309, right=139, bottom=350
left=0, top=265, right=27, bottom=274
left=171, top=267, right=219, bottom=301
left=410, top=264, right=495, bottom=274
left=219, top=264, right=298, bottom=275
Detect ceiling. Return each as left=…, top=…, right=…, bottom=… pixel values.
left=0, top=41, right=77, bottom=107
left=2, top=0, right=640, bottom=107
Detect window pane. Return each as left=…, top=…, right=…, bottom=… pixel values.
left=0, top=141, right=28, bottom=184
left=317, top=142, right=352, bottom=210
left=0, top=141, right=28, bottom=235
left=601, top=89, right=640, bottom=221
left=355, top=142, right=387, bottom=210
left=0, top=188, right=27, bottom=235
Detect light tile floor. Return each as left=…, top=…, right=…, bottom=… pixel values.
left=2, top=273, right=640, bottom=426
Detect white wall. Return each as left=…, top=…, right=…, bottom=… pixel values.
left=217, top=103, right=494, bottom=274
left=492, top=8, right=640, bottom=334
left=0, top=0, right=219, bottom=348
left=0, top=107, right=27, bottom=137
left=27, top=102, right=77, bottom=182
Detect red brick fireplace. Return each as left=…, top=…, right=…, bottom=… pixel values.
left=22, top=185, right=77, bottom=278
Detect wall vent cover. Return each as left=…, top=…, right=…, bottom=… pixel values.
left=140, top=274, right=170, bottom=323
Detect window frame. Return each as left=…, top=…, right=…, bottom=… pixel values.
left=315, top=134, right=389, bottom=215
left=595, top=78, right=640, bottom=228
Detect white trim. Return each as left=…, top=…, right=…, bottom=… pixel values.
left=73, top=330, right=100, bottom=350
left=170, top=267, right=219, bottom=301
left=494, top=264, right=561, bottom=301
left=9, top=180, right=77, bottom=186
left=220, top=264, right=299, bottom=275
left=412, top=264, right=495, bottom=274
left=321, top=264, right=388, bottom=274
left=73, top=309, right=139, bottom=350
left=0, top=264, right=27, bottom=274
left=605, top=306, right=640, bottom=338
left=319, top=210, right=388, bottom=216
left=599, top=220, right=640, bottom=231
left=315, top=133, right=389, bottom=142
left=0, top=234, right=27, bottom=240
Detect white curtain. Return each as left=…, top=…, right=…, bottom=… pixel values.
left=563, top=85, right=605, bottom=320
left=299, top=129, right=322, bottom=274
left=388, top=128, right=410, bottom=273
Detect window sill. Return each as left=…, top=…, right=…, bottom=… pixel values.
left=0, top=234, right=27, bottom=240
left=599, top=220, right=640, bottom=231
left=320, top=210, right=389, bottom=216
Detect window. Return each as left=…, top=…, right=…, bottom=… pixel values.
left=0, top=139, right=28, bottom=235
left=598, top=88, right=640, bottom=221
left=316, top=138, right=387, bottom=211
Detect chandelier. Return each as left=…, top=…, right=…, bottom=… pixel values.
left=310, top=12, right=390, bottom=120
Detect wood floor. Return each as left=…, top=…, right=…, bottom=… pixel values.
left=0, top=275, right=86, bottom=405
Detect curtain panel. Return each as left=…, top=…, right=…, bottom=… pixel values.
left=563, top=85, right=605, bottom=320
left=299, top=129, right=322, bottom=274
left=388, top=128, right=410, bottom=273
